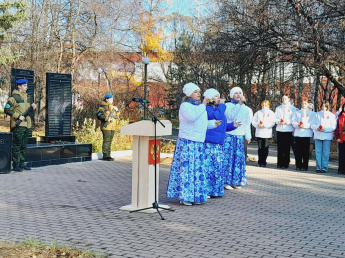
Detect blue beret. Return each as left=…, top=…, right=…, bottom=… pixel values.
left=104, top=94, right=114, bottom=99
left=16, top=79, right=28, bottom=84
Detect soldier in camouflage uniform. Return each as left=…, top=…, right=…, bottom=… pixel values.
left=4, top=79, right=36, bottom=172
left=97, top=94, right=119, bottom=161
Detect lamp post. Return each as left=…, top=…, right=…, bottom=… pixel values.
left=142, top=57, right=150, bottom=119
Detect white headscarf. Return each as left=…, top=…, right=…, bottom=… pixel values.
left=203, top=88, right=219, bottom=99
left=183, top=83, right=200, bottom=97
left=229, top=87, right=243, bottom=99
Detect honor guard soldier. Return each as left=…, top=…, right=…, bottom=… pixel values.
left=4, top=79, right=37, bottom=172
left=97, top=94, right=119, bottom=161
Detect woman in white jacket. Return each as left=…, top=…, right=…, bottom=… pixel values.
left=166, top=82, right=210, bottom=206
left=292, top=99, right=314, bottom=171
left=311, top=101, right=336, bottom=173
left=252, top=100, right=276, bottom=167
left=275, top=95, right=297, bottom=169
left=223, top=87, right=251, bottom=189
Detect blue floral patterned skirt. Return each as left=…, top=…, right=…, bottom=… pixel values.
left=204, top=142, right=224, bottom=197
left=166, top=138, right=208, bottom=203
left=222, top=134, right=247, bottom=187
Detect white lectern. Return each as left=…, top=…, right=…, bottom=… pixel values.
left=119, top=120, right=172, bottom=213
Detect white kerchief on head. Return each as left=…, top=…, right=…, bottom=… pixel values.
left=229, top=87, right=243, bottom=99
left=183, top=83, right=200, bottom=97
left=203, top=88, right=219, bottom=99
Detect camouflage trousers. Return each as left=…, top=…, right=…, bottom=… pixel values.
left=12, top=127, right=29, bottom=168
left=102, top=130, right=115, bottom=159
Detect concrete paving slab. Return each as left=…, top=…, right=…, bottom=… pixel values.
left=0, top=144, right=344, bottom=257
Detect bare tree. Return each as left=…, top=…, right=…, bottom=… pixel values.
left=10, top=0, right=138, bottom=80
left=210, top=0, right=345, bottom=111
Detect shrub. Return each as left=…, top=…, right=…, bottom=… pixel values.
left=161, top=139, right=176, bottom=154
left=72, top=118, right=133, bottom=153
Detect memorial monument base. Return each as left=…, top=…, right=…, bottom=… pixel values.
left=28, top=137, right=37, bottom=144
left=25, top=141, right=92, bottom=167
left=42, top=135, right=76, bottom=143
left=119, top=204, right=171, bottom=214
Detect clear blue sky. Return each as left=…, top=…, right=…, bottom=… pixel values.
left=166, top=0, right=209, bottom=17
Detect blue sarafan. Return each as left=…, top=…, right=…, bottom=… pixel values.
left=166, top=138, right=208, bottom=204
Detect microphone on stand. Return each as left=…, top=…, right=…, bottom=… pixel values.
left=132, top=98, right=150, bottom=103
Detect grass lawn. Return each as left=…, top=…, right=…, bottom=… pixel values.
left=0, top=239, right=103, bottom=258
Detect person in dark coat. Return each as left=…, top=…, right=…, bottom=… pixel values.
left=335, top=103, right=345, bottom=174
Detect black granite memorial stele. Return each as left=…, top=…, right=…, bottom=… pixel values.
left=22, top=72, right=92, bottom=168
left=11, top=68, right=36, bottom=144
left=43, top=72, right=75, bottom=142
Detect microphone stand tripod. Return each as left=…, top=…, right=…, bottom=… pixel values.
left=130, top=101, right=174, bottom=220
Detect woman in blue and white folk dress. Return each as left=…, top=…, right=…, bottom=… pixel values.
left=223, top=87, right=251, bottom=190
left=203, top=89, right=228, bottom=197
left=166, top=83, right=211, bottom=206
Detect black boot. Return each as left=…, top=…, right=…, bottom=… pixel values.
left=103, top=157, right=115, bottom=161
left=13, top=167, right=23, bottom=172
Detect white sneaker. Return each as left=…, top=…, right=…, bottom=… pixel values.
left=193, top=202, right=201, bottom=205
left=232, top=185, right=242, bottom=189
left=207, top=196, right=211, bottom=199
left=224, top=184, right=233, bottom=190
left=180, top=201, right=192, bottom=206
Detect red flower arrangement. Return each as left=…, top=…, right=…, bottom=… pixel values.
left=259, top=121, right=263, bottom=125
left=319, top=125, right=323, bottom=130
left=280, top=119, right=284, bottom=123
left=299, top=121, right=303, bottom=126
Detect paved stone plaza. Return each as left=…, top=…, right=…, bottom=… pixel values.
left=0, top=145, right=345, bottom=257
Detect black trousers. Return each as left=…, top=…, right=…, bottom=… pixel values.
left=277, top=131, right=293, bottom=167
left=257, top=138, right=269, bottom=166
left=295, top=137, right=310, bottom=170
left=338, top=143, right=345, bottom=173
